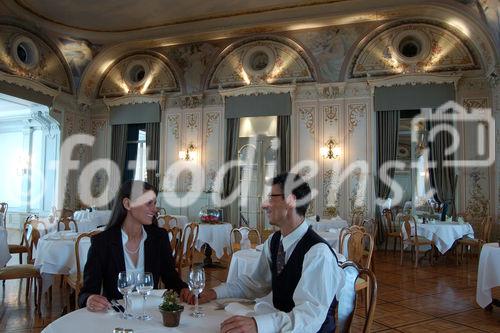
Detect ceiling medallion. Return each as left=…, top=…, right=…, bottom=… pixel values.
left=242, top=46, right=275, bottom=83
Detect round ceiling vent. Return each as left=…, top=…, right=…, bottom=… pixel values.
left=10, top=35, right=39, bottom=69
left=124, top=60, right=150, bottom=87
left=392, top=30, right=430, bottom=63
left=242, top=46, right=275, bottom=76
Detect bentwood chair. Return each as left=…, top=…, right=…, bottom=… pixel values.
left=178, top=223, right=199, bottom=271
left=64, top=230, right=102, bottom=309
left=383, top=208, right=402, bottom=255
left=456, top=216, right=493, bottom=265
left=0, top=202, right=7, bottom=227
left=337, top=261, right=378, bottom=333
left=400, top=215, right=434, bottom=268
left=351, top=212, right=364, bottom=226
left=1, top=220, right=43, bottom=314
left=9, top=219, right=47, bottom=264
left=229, top=227, right=262, bottom=254
left=158, top=215, right=179, bottom=229
left=57, top=217, right=79, bottom=232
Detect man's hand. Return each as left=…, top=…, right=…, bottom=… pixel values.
left=220, top=316, right=257, bottom=333
left=86, top=294, right=110, bottom=312
left=186, top=288, right=217, bottom=305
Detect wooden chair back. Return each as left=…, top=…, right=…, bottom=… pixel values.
left=362, top=218, right=377, bottom=243
left=23, top=220, right=44, bottom=263
left=57, top=217, right=78, bottom=232
left=351, top=212, right=364, bottom=226
left=75, top=231, right=101, bottom=281
left=0, top=202, right=7, bottom=227
left=166, top=227, right=183, bottom=261
left=179, top=223, right=199, bottom=270
left=158, top=215, right=178, bottom=229
left=340, top=227, right=374, bottom=269
left=479, top=216, right=493, bottom=242
left=230, top=227, right=262, bottom=253
left=337, top=261, right=378, bottom=333
left=157, top=207, right=167, bottom=216
left=55, top=209, right=74, bottom=221
left=401, top=215, right=418, bottom=241
left=382, top=209, right=398, bottom=233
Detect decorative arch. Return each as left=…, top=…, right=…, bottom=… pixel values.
left=206, top=36, right=316, bottom=89
left=0, top=24, right=73, bottom=94
left=348, top=21, right=481, bottom=79
left=97, top=52, right=180, bottom=98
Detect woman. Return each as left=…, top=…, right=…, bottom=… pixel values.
left=78, top=180, right=190, bottom=311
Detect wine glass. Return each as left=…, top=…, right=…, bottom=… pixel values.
left=117, top=271, right=135, bottom=319
left=188, top=266, right=206, bottom=317
left=135, top=272, right=154, bottom=320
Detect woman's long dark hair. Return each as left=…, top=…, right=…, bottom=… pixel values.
left=106, top=180, right=158, bottom=230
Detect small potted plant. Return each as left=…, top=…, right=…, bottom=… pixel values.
left=159, top=290, right=184, bottom=327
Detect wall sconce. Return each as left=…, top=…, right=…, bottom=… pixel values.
left=179, top=143, right=197, bottom=161
left=320, top=138, right=341, bottom=159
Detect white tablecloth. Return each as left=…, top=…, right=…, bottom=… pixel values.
left=73, top=210, right=112, bottom=230
left=403, top=222, right=474, bottom=254
left=476, top=243, right=500, bottom=308
left=0, top=227, right=11, bottom=267
left=306, top=217, right=348, bottom=232
left=33, top=230, right=91, bottom=291
left=42, top=290, right=233, bottom=333
left=195, top=223, right=232, bottom=259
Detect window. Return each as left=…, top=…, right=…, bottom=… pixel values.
left=124, top=124, right=147, bottom=182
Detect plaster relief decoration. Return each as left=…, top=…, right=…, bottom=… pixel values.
left=292, top=26, right=365, bottom=82
left=205, top=112, right=220, bottom=140
left=91, top=119, right=108, bottom=137
left=179, top=95, right=202, bottom=109
left=209, top=39, right=313, bottom=88
left=347, top=103, right=366, bottom=135
left=466, top=168, right=489, bottom=217
left=349, top=170, right=368, bottom=218
left=98, top=53, right=178, bottom=98
left=463, top=98, right=488, bottom=109
left=323, top=170, right=341, bottom=217
left=299, top=107, right=315, bottom=135
left=323, top=105, right=339, bottom=125
left=185, top=113, right=198, bottom=130
left=351, top=23, right=478, bottom=78
left=168, top=43, right=219, bottom=93
left=0, top=25, right=72, bottom=93
left=167, top=115, right=180, bottom=139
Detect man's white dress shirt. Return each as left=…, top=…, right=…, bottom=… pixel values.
left=214, top=221, right=344, bottom=333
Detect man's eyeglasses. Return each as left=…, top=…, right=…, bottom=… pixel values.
left=267, top=193, right=284, bottom=200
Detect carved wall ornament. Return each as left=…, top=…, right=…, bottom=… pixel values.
left=186, top=113, right=198, bottom=129
left=299, top=107, right=315, bottom=135
left=91, top=119, right=108, bottom=137
left=179, top=95, right=203, bottom=109
left=167, top=115, right=180, bottom=139
left=463, top=98, right=488, bottom=109
left=347, top=103, right=366, bottom=134
left=323, top=105, right=339, bottom=125
left=320, top=85, right=344, bottom=99
left=323, top=169, right=341, bottom=215
left=205, top=112, right=220, bottom=139
left=466, top=168, right=489, bottom=217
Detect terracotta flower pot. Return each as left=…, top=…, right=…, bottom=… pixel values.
left=159, top=307, right=184, bottom=327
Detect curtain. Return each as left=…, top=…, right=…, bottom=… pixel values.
left=145, top=122, right=160, bottom=189
left=110, top=124, right=128, bottom=205
left=428, top=113, right=457, bottom=218
left=222, top=118, right=240, bottom=224
left=277, top=115, right=290, bottom=174
left=375, top=111, right=400, bottom=244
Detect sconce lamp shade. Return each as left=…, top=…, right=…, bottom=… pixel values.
left=320, top=138, right=341, bottom=159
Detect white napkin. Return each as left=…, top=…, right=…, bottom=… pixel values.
left=446, top=215, right=453, bottom=222
left=255, top=244, right=264, bottom=252
left=128, top=292, right=163, bottom=312
left=225, top=302, right=254, bottom=316
left=457, top=217, right=465, bottom=224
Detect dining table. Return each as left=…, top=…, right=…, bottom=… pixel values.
left=476, top=242, right=500, bottom=308
left=42, top=290, right=242, bottom=333
left=0, top=227, right=11, bottom=267
left=305, top=216, right=348, bottom=233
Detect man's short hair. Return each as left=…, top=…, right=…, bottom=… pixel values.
left=271, top=172, right=311, bottom=216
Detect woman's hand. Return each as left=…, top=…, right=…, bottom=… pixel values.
left=179, top=288, right=192, bottom=303
left=86, top=294, right=111, bottom=312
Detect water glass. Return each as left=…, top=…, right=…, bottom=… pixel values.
left=188, top=267, right=205, bottom=317
left=135, top=272, right=154, bottom=320
left=117, top=271, right=135, bottom=319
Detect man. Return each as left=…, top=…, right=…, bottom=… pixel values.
left=194, top=173, right=344, bottom=333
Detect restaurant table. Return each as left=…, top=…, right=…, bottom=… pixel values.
left=195, top=223, right=232, bottom=259
left=403, top=221, right=474, bottom=254
left=476, top=243, right=500, bottom=308
left=73, top=209, right=112, bottom=230
left=42, top=290, right=235, bottom=333
left=0, top=227, right=11, bottom=267
left=33, top=230, right=91, bottom=292
left=305, top=217, right=348, bottom=233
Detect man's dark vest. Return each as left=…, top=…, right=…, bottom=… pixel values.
left=270, top=226, right=338, bottom=333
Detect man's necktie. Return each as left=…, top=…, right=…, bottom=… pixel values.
left=276, top=240, right=286, bottom=275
